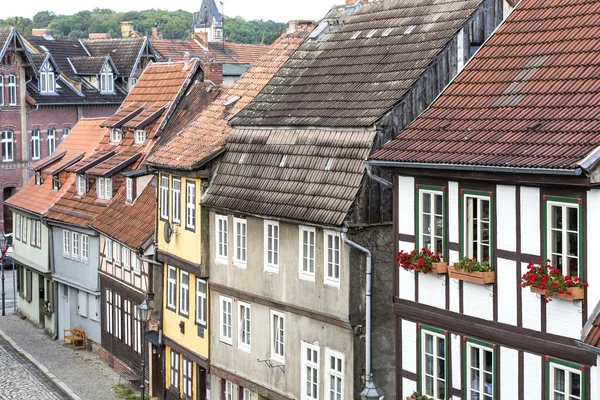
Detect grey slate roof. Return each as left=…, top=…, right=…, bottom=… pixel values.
left=193, top=0, right=223, bottom=30
left=26, top=36, right=90, bottom=79
left=81, top=38, right=146, bottom=76
left=231, top=0, right=483, bottom=128
left=69, top=56, right=113, bottom=75
left=202, top=128, right=376, bottom=226
left=0, top=27, right=12, bottom=58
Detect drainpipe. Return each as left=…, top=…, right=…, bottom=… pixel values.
left=42, top=216, right=59, bottom=340
left=341, top=228, right=384, bottom=398
left=136, top=255, right=161, bottom=266
left=365, top=163, right=392, bottom=188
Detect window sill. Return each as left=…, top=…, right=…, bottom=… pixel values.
left=530, top=286, right=584, bottom=302
left=324, top=279, right=340, bottom=288
left=264, top=265, right=279, bottom=274
left=215, top=257, right=228, bottom=265
left=448, top=266, right=495, bottom=285
left=220, top=338, right=233, bottom=346
left=299, top=273, right=315, bottom=282
left=238, top=345, right=251, bottom=353
left=234, top=261, right=247, bottom=269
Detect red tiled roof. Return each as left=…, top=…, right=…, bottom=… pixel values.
left=86, top=152, right=141, bottom=177
left=220, top=41, right=268, bottom=64
left=371, top=0, right=600, bottom=170
left=584, top=312, right=600, bottom=347
left=150, top=39, right=204, bottom=62
left=146, top=27, right=312, bottom=169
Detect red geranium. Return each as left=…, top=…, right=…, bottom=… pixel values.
left=520, top=260, right=587, bottom=301
left=397, top=248, right=442, bottom=274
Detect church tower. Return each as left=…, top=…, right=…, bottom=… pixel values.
left=191, top=0, right=223, bottom=43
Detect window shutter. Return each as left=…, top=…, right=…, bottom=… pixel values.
left=26, top=270, right=32, bottom=302
left=16, top=265, right=21, bottom=295
left=48, top=281, right=54, bottom=312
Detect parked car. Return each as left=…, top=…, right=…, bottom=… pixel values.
left=2, top=233, right=13, bottom=269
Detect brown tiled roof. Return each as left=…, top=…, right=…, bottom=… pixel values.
left=214, top=41, right=268, bottom=64
left=67, top=150, right=114, bottom=173
left=371, top=0, right=600, bottom=170
left=44, top=153, right=85, bottom=175
left=147, top=27, right=312, bottom=170
left=584, top=312, right=600, bottom=348
left=86, top=152, right=141, bottom=177
left=150, top=39, right=204, bottom=62
left=202, top=128, right=376, bottom=226
left=0, top=28, right=12, bottom=56
left=5, top=118, right=106, bottom=216
left=69, top=56, right=115, bottom=75
left=81, top=38, right=146, bottom=76
left=90, top=179, right=156, bottom=250
left=232, top=0, right=483, bottom=128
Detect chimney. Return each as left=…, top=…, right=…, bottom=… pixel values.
left=31, top=29, right=52, bottom=37
left=120, top=21, right=134, bottom=38
left=196, top=54, right=222, bottom=85
left=152, top=25, right=163, bottom=40
left=88, top=33, right=111, bottom=39
left=192, top=31, right=208, bottom=48
left=288, top=20, right=315, bottom=34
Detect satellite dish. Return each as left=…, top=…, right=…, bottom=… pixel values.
left=164, top=220, right=173, bottom=244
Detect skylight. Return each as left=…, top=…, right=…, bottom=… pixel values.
left=404, top=25, right=417, bottom=35
left=382, top=28, right=394, bottom=37
left=239, top=153, right=247, bottom=164
left=366, top=29, right=378, bottom=38
left=325, top=158, right=334, bottom=170
left=279, top=155, right=288, bottom=168
left=351, top=31, right=362, bottom=39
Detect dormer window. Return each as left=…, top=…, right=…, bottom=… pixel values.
left=39, top=62, right=55, bottom=94
left=126, top=178, right=133, bottom=203
left=52, top=175, right=61, bottom=191
left=110, top=128, right=122, bottom=143
left=76, top=175, right=87, bottom=196
left=97, top=177, right=112, bottom=200
left=134, top=129, right=146, bottom=144
left=100, top=63, right=114, bottom=93
left=35, top=172, right=43, bottom=186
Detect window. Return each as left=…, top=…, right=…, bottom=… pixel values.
left=100, top=63, right=114, bottom=93
left=52, top=175, right=61, bottom=191
left=97, top=177, right=112, bottom=200
left=234, top=218, right=247, bottom=267
left=167, top=266, right=177, bottom=310
left=82, top=235, right=89, bottom=261
left=63, top=128, right=70, bottom=137
left=242, top=389, right=251, bottom=400
left=196, top=279, right=207, bottom=326
left=216, top=215, right=228, bottom=263
left=105, top=289, right=113, bottom=334
left=122, top=247, right=130, bottom=270
left=180, top=271, right=189, bottom=316
left=545, top=197, right=582, bottom=277
left=465, top=339, right=495, bottom=400
left=106, top=238, right=113, bottom=261
left=63, top=230, right=70, bottom=255
left=0, top=76, right=3, bottom=105
left=35, top=172, right=43, bottom=186
left=419, top=325, right=448, bottom=400
left=77, top=175, right=86, bottom=196
left=299, top=226, right=316, bottom=280
left=47, top=129, right=56, bottom=155
left=90, top=295, right=100, bottom=321
left=326, top=350, right=344, bottom=400
left=238, top=301, right=251, bottom=351
left=271, top=310, right=285, bottom=362
left=301, top=342, right=319, bottom=400
left=325, top=231, right=341, bottom=286
left=160, top=175, right=169, bottom=220
left=110, top=128, right=122, bottom=142
left=40, top=62, right=55, bottom=94
left=419, top=187, right=445, bottom=256
left=31, top=130, right=40, bottom=160
left=134, top=129, right=146, bottom=144
left=548, top=358, right=585, bottom=400
left=220, top=296, right=232, bottom=344
left=114, top=242, right=121, bottom=265
left=124, top=299, right=131, bottom=346
left=114, top=293, right=122, bottom=339
left=134, top=256, right=141, bottom=275
left=224, top=380, right=233, bottom=400
left=15, top=214, right=21, bottom=240
left=182, top=357, right=193, bottom=398
left=36, top=221, right=41, bottom=247
left=8, top=75, right=16, bottom=105
left=126, top=178, right=133, bottom=203
left=72, top=232, right=80, bottom=259
left=172, top=177, right=181, bottom=224
left=170, top=350, right=180, bottom=388
left=186, top=181, right=196, bottom=229
left=134, top=311, right=141, bottom=353
left=22, top=217, right=27, bottom=244
left=462, top=191, right=493, bottom=266
left=77, top=290, right=88, bottom=317
left=1, top=131, right=13, bottom=162
left=265, top=220, right=279, bottom=273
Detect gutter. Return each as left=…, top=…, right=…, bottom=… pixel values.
left=365, top=163, right=392, bottom=187
left=41, top=216, right=59, bottom=340
left=137, top=255, right=161, bottom=266
left=576, top=340, right=600, bottom=357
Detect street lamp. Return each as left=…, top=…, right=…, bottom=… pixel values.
left=359, top=374, right=385, bottom=400
left=0, top=232, right=8, bottom=317
left=137, top=299, right=153, bottom=400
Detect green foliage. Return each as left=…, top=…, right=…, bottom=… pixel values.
left=113, top=384, right=149, bottom=400
left=0, top=9, right=286, bottom=44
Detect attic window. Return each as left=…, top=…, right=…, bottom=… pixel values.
left=35, top=172, right=43, bottom=186
left=126, top=178, right=134, bottom=203
left=100, top=63, right=114, bottom=93
left=39, top=62, right=55, bottom=94
left=52, top=175, right=61, bottom=191
left=279, top=155, right=288, bottom=168
left=76, top=175, right=86, bottom=196
left=366, top=29, right=378, bottom=38
left=110, top=128, right=123, bottom=143
left=39, top=45, right=49, bottom=52
left=239, top=153, right=247, bottom=164
left=134, top=129, right=146, bottom=144
left=224, top=96, right=240, bottom=110
left=97, top=177, right=113, bottom=200
left=382, top=28, right=394, bottom=37
left=404, top=25, right=417, bottom=35
left=325, top=158, right=334, bottom=171
left=308, top=21, right=330, bottom=41
left=351, top=31, right=362, bottom=39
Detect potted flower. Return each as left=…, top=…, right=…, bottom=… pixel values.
left=448, top=256, right=495, bottom=284
left=520, top=260, right=587, bottom=302
left=406, top=391, right=434, bottom=400
left=397, top=248, right=447, bottom=274
left=41, top=300, right=52, bottom=316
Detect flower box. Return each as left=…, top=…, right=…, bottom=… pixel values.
left=530, top=286, right=584, bottom=301
left=448, top=265, right=495, bottom=285
left=430, top=262, right=448, bottom=274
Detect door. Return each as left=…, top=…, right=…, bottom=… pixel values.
left=38, top=275, right=45, bottom=327
left=61, top=285, right=69, bottom=338
left=197, top=365, right=206, bottom=400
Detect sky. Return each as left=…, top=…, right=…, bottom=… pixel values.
left=0, top=0, right=336, bottom=23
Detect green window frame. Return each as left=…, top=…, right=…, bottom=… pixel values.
left=542, top=196, right=583, bottom=279
left=460, top=190, right=494, bottom=269
left=418, top=324, right=450, bottom=400
left=463, top=337, right=497, bottom=400
left=545, top=357, right=586, bottom=400
left=415, top=185, right=447, bottom=260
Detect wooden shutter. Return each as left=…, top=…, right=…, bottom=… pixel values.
left=26, top=270, right=32, bottom=302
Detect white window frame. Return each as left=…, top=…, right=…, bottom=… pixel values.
left=1, top=130, right=13, bottom=162
left=47, top=129, right=56, bottom=155
left=8, top=75, right=16, bottom=105
left=160, top=175, right=169, bottom=220
left=233, top=217, right=247, bottom=267
left=122, top=246, right=130, bottom=270
left=97, top=177, right=112, bottom=200
left=105, top=238, right=112, bottom=261
left=225, top=380, right=233, bottom=400
left=114, top=292, right=122, bottom=339
left=179, top=270, right=189, bottom=316
left=76, top=175, right=86, bottom=196
left=81, top=235, right=89, bottom=261
left=182, top=357, right=193, bottom=398
left=270, top=310, right=285, bottom=363
left=110, top=128, right=122, bottom=143
left=31, top=130, right=40, bottom=160
left=90, top=295, right=99, bottom=321
left=22, top=217, right=27, bottom=244
left=325, top=349, right=344, bottom=400
left=186, top=181, right=196, bottom=229
left=105, top=289, right=113, bottom=334
left=264, top=220, right=279, bottom=273
left=324, top=230, right=341, bottom=287
left=40, top=62, right=55, bottom=94
left=15, top=214, right=21, bottom=240
left=0, top=76, right=3, bottom=105
left=420, top=329, right=446, bottom=400
left=299, top=226, right=316, bottom=281
left=63, top=230, right=70, bottom=256
left=72, top=232, right=79, bottom=259
left=549, top=361, right=582, bottom=400
left=114, top=242, right=121, bottom=266
left=242, top=389, right=251, bottom=400
left=63, top=127, right=71, bottom=137
left=36, top=221, right=41, bottom=247
left=547, top=200, right=580, bottom=277
left=464, top=194, right=491, bottom=262
left=100, top=64, right=114, bottom=93
left=134, top=129, right=146, bottom=144
left=466, top=342, right=495, bottom=400
left=238, top=301, right=251, bottom=352
left=301, top=341, right=319, bottom=400
left=126, top=178, right=133, bottom=202
left=170, top=350, right=180, bottom=388
left=419, top=189, right=444, bottom=255
left=220, top=295, right=233, bottom=345
left=134, top=256, right=141, bottom=275
left=215, top=214, right=228, bottom=263
left=171, top=177, right=181, bottom=224
left=123, top=299, right=131, bottom=346
left=167, top=266, right=177, bottom=309
left=196, top=278, right=207, bottom=326
left=77, top=290, right=88, bottom=317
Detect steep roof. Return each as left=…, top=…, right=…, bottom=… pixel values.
left=147, top=27, right=313, bottom=170
left=69, top=56, right=117, bottom=75
left=0, top=28, right=11, bottom=57
left=371, top=0, right=600, bottom=171
left=81, top=37, right=148, bottom=77
left=26, top=36, right=89, bottom=78
left=4, top=118, right=106, bottom=216
left=207, top=41, right=268, bottom=65
left=232, top=0, right=484, bottom=128
left=193, top=0, right=223, bottom=29
left=150, top=39, right=204, bottom=62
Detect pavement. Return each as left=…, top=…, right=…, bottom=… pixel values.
left=0, top=312, right=125, bottom=400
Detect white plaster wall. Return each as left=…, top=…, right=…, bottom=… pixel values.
left=418, top=274, right=445, bottom=309
left=497, top=185, right=516, bottom=252
left=451, top=335, right=461, bottom=391
left=587, top=189, right=600, bottom=320
left=463, top=283, right=493, bottom=321
left=398, top=176, right=415, bottom=235
left=523, top=353, right=542, bottom=400
left=501, top=347, right=519, bottom=399
left=402, top=320, right=417, bottom=373
left=497, top=258, right=517, bottom=325
left=520, top=187, right=541, bottom=256
left=449, top=276, right=460, bottom=313
left=546, top=298, right=581, bottom=338
left=399, top=240, right=416, bottom=301
left=592, top=362, right=599, bottom=400
left=402, top=377, right=417, bottom=398
left=449, top=182, right=459, bottom=243
left=521, top=262, right=541, bottom=331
